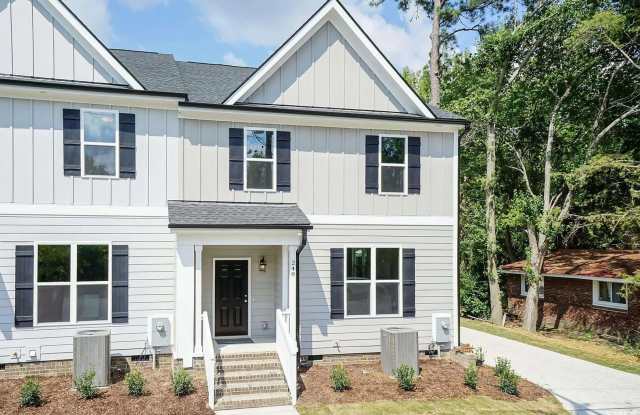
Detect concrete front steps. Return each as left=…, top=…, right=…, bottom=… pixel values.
left=214, top=351, right=291, bottom=411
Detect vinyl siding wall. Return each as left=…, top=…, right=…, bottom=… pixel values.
left=299, top=223, right=454, bottom=356
left=0, top=212, right=175, bottom=364
left=0, top=0, right=120, bottom=83
left=246, top=22, right=404, bottom=112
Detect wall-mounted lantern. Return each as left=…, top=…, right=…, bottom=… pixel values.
left=259, top=256, right=267, bottom=272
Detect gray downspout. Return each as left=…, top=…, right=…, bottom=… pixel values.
left=295, top=228, right=308, bottom=366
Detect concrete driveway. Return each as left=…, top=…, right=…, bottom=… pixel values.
left=462, top=327, right=640, bottom=414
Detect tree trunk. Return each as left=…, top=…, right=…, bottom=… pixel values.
left=522, top=228, right=543, bottom=331
left=429, top=0, right=441, bottom=106
left=486, top=121, right=503, bottom=325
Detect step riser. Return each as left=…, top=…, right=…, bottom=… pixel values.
left=216, top=352, right=278, bottom=361
left=216, top=362, right=281, bottom=373
left=215, top=397, right=291, bottom=411
left=216, top=384, right=290, bottom=396
left=216, top=373, right=285, bottom=384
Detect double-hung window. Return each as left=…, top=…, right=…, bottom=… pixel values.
left=81, top=109, right=119, bottom=177
left=593, top=280, right=627, bottom=310
left=35, top=243, right=111, bottom=325
left=245, top=128, right=276, bottom=191
left=345, top=247, right=402, bottom=317
left=520, top=275, right=544, bottom=298
left=379, top=135, right=408, bottom=194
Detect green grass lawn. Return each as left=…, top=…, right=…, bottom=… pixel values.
left=462, top=318, right=640, bottom=376
left=297, top=396, right=567, bottom=415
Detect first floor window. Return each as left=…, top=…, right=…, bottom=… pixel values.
left=379, top=135, right=407, bottom=194
left=245, top=128, right=276, bottom=191
left=36, top=243, right=110, bottom=324
left=82, top=109, right=118, bottom=177
left=345, top=247, right=401, bottom=317
left=593, top=280, right=627, bottom=310
left=520, top=275, right=544, bottom=298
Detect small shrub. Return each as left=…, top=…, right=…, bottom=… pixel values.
left=464, top=363, right=478, bottom=390
left=393, top=364, right=417, bottom=391
left=494, top=357, right=511, bottom=377
left=74, top=369, right=98, bottom=400
left=171, top=368, right=195, bottom=396
left=19, top=378, right=42, bottom=407
left=124, top=369, right=145, bottom=397
left=499, top=368, right=520, bottom=396
left=329, top=364, right=351, bottom=392
left=475, top=347, right=485, bottom=366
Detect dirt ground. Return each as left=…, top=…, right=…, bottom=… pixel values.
left=297, top=358, right=551, bottom=406
left=0, top=368, right=211, bottom=415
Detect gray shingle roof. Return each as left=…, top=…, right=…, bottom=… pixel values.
left=168, top=201, right=312, bottom=229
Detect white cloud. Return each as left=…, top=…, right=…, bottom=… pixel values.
left=64, top=0, right=114, bottom=44
left=223, top=52, right=248, bottom=67
left=118, top=0, right=169, bottom=12
left=190, top=0, right=429, bottom=71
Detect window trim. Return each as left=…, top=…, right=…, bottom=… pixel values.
left=520, top=275, right=544, bottom=298
left=80, top=108, right=120, bottom=179
left=343, top=245, right=403, bottom=318
left=592, top=280, right=628, bottom=311
left=243, top=127, right=277, bottom=192
left=378, top=134, right=408, bottom=195
left=33, top=242, right=112, bottom=327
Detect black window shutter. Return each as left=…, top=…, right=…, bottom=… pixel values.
left=229, top=128, right=244, bottom=190
left=276, top=131, right=291, bottom=192
left=330, top=248, right=344, bottom=319
left=119, top=113, right=136, bottom=178
left=63, top=109, right=81, bottom=176
left=15, top=245, right=34, bottom=328
left=112, top=245, right=129, bottom=323
left=408, top=137, right=421, bottom=194
left=365, top=135, right=379, bottom=193
left=403, top=248, right=416, bottom=317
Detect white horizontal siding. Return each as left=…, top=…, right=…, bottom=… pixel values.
left=299, top=223, right=454, bottom=356
left=246, top=22, right=405, bottom=113
left=0, top=213, right=176, bottom=364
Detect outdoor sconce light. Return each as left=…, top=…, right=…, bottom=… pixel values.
left=259, top=257, right=267, bottom=272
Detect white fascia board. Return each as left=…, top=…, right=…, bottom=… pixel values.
left=223, top=0, right=435, bottom=119
left=0, top=203, right=169, bottom=217
left=39, top=0, right=144, bottom=90
left=174, top=228, right=302, bottom=247
left=308, top=215, right=454, bottom=226
left=179, top=106, right=463, bottom=134
left=0, top=84, right=182, bottom=110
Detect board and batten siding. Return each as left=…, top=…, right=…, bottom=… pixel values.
left=0, top=97, right=181, bottom=206
left=299, top=223, right=454, bottom=356
left=0, top=0, right=120, bottom=83
left=245, top=22, right=405, bottom=113
left=0, top=213, right=175, bottom=364
left=180, top=119, right=454, bottom=217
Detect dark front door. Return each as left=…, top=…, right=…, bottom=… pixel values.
left=215, top=260, right=249, bottom=336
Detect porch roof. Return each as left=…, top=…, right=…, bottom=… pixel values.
left=167, top=200, right=312, bottom=230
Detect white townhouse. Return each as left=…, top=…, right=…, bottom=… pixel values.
left=0, top=0, right=467, bottom=410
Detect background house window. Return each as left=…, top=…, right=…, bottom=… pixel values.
left=593, top=280, right=627, bottom=310
left=35, top=244, right=111, bottom=324
left=520, top=275, right=544, bottom=298
left=345, top=247, right=401, bottom=317
left=379, top=136, right=407, bottom=194
left=245, top=128, right=276, bottom=191
left=82, top=109, right=118, bottom=177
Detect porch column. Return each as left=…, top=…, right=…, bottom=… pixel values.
left=288, top=245, right=297, bottom=339
left=194, top=245, right=203, bottom=356
left=176, top=243, right=195, bottom=368
left=281, top=245, right=289, bottom=310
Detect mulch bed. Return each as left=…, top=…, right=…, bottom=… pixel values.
left=0, top=368, right=211, bottom=415
left=297, top=358, right=551, bottom=406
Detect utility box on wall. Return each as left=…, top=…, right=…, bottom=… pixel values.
left=380, top=327, right=419, bottom=375
left=432, top=314, right=452, bottom=347
left=148, top=316, right=172, bottom=348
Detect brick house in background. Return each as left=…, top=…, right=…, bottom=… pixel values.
left=501, top=250, right=640, bottom=337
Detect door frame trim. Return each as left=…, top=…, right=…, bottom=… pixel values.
left=212, top=257, right=252, bottom=339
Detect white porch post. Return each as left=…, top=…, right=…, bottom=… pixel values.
left=194, top=245, right=203, bottom=355
left=281, top=245, right=289, bottom=310
left=287, top=245, right=297, bottom=339
left=176, top=243, right=195, bottom=368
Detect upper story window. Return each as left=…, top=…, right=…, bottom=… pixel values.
left=245, top=128, right=276, bottom=191
left=593, top=280, right=627, bottom=310
left=520, top=275, right=544, bottom=298
left=35, top=243, right=111, bottom=325
left=345, top=246, right=402, bottom=317
left=81, top=109, right=119, bottom=177
left=379, top=135, right=407, bottom=194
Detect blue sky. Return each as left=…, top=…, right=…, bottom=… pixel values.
left=65, top=0, right=479, bottom=72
